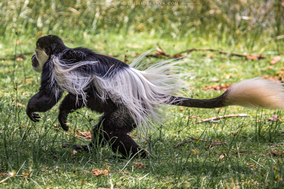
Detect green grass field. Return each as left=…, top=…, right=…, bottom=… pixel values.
left=1, top=0, right=284, bottom=188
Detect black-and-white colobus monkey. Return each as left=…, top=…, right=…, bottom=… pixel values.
left=27, top=35, right=284, bottom=158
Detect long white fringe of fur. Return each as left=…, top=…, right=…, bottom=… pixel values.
left=50, top=52, right=183, bottom=130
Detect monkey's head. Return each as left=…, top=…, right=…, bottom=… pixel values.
left=32, top=35, right=66, bottom=72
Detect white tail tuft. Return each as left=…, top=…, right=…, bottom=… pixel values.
left=226, top=78, right=284, bottom=109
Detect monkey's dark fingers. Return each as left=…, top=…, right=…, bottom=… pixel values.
left=32, top=113, right=41, bottom=122
left=29, top=112, right=41, bottom=122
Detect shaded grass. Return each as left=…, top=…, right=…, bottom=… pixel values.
left=1, top=0, right=284, bottom=188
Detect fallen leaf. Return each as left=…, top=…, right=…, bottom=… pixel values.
left=179, top=107, right=185, bottom=111
left=53, top=124, right=59, bottom=131
left=16, top=57, right=23, bottom=61
left=246, top=163, right=258, bottom=168
left=219, top=154, right=225, bottom=159
left=246, top=54, right=264, bottom=60
left=271, top=151, right=279, bottom=156
left=133, top=162, right=146, bottom=169
left=121, top=171, right=129, bottom=175
left=76, top=131, right=92, bottom=140
left=22, top=172, right=30, bottom=178
left=81, top=179, right=86, bottom=185
left=203, top=84, right=232, bottom=92
left=268, top=115, right=278, bottom=121
left=231, top=131, right=239, bottom=136
left=270, top=56, right=281, bottom=65
left=267, top=151, right=284, bottom=156
left=91, top=169, right=109, bottom=177
left=0, top=173, right=10, bottom=177
left=173, top=53, right=183, bottom=58
left=72, top=150, right=77, bottom=155
left=132, top=53, right=140, bottom=57
left=263, top=75, right=281, bottom=82
left=16, top=103, right=25, bottom=108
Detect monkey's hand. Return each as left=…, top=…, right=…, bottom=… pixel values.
left=27, top=110, right=41, bottom=122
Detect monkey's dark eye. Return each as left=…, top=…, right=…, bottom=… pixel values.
left=45, top=47, right=51, bottom=55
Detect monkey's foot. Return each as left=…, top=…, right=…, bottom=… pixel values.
left=58, top=115, right=69, bottom=131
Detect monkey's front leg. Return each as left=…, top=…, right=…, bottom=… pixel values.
left=58, top=93, right=84, bottom=131
left=27, top=91, right=62, bottom=122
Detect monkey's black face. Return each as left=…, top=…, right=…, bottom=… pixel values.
left=32, top=35, right=66, bottom=73
left=31, top=54, right=39, bottom=67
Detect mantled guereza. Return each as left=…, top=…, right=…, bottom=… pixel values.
left=27, top=35, right=284, bottom=158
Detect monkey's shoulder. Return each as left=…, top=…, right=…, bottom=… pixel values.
left=58, top=47, right=129, bottom=77
left=61, top=47, right=128, bottom=68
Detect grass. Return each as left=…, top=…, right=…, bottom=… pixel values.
left=1, top=0, right=284, bottom=188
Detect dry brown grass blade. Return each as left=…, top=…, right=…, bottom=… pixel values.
left=174, top=140, right=192, bottom=148
left=143, top=46, right=266, bottom=60
left=197, top=114, right=248, bottom=123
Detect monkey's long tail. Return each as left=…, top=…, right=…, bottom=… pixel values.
left=168, top=78, right=284, bottom=109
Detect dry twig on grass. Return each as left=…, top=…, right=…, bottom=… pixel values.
left=143, top=46, right=266, bottom=60
left=174, top=137, right=227, bottom=148
left=197, top=114, right=248, bottom=123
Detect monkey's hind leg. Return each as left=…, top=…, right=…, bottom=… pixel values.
left=106, top=129, right=147, bottom=158
left=64, top=108, right=147, bottom=158
left=100, top=110, right=147, bottom=158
